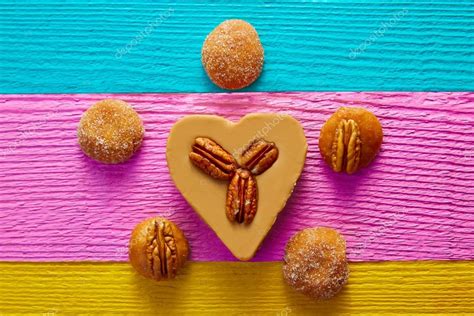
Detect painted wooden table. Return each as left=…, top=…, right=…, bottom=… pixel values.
left=0, top=1, right=473, bottom=315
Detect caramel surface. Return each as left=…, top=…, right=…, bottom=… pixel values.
left=166, top=113, right=307, bottom=260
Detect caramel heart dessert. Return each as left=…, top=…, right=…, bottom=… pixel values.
left=166, top=113, right=307, bottom=260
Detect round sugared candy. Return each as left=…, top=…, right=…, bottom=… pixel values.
left=202, top=19, right=264, bottom=90
left=283, top=227, right=349, bottom=300
left=78, top=99, right=144, bottom=164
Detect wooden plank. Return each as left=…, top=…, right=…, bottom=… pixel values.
left=0, top=92, right=473, bottom=262
left=0, top=1, right=473, bottom=93
left=0, top=261, right=473, bottom=314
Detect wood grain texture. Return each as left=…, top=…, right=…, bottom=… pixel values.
left=0, top=261, right=473, bottom=315
left=1, top=1, right=473, bottom=93
left=0, top=92, right=473, bottom=262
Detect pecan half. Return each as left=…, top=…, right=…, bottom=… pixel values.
left=240, top=139, right=279, bottom=175
left=226, top=169, right=258, bottom=224
left=331, top=119, right=361, bottom=174
left=146, top=219, right=178, bottom=279
left=189, top=137, right=237, bottom=180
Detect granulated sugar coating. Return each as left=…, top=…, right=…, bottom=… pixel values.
left=282, top=227, right=349, bottom=300
left=202, top=19, right=264, bottom=90
left=78, top=99, right=144, bottom=164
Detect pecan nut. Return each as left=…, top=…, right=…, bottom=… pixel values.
left=226, top=168, right=258, bottom=224
left=189, top=137, right=237, bottom=180
left=240, top=139, right=279, bottom=175
left=189, top=136, right=279, bottom=225
left=331, top=119, right=361, bottom=174
left=146, top=219, right=178, bottom=279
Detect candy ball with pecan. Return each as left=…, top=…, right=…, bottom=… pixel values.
left=129, top=216, right=189, bottom=281
left=319, top=107, right=383, bottom=174
left=283, top=227, right=349, bottom=300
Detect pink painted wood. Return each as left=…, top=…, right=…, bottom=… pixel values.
left=0, top=93, right=473, bottom=262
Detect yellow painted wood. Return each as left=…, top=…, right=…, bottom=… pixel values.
left=0, top=261, right=473, bottom=315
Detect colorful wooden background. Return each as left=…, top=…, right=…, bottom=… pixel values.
left=1, top=1, right=473, bottom=315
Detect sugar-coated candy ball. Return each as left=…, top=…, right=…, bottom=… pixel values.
left=78, top=99, right=144, bottom=164
left=202, top=19, right=264, bottom=90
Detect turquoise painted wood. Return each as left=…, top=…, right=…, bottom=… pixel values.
left=0, top=0, right=473, bottom=93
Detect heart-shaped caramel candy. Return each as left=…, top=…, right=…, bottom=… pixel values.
left=166, top=113, right=307, bottom=260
